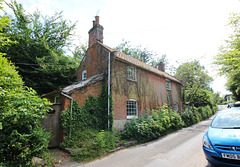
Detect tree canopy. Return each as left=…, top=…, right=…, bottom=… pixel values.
left=214, top=13, right=240, bottom=100
left=114, top=40, right=177, bottom=74
left=174, top=60, right=213, bottom=107
left=1, top=0, right=82, bottom=95
left=0, top=5, right=50, bottom=164
left=114, top=39, right=157, bottom=64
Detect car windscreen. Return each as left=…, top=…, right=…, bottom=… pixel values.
left=211, top=111, right=240, bottom=129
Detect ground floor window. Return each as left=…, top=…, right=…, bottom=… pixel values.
left=127, top=99, right=138, bottom=119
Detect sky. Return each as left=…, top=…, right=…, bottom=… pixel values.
left=4, top=0, right=240, bottom=96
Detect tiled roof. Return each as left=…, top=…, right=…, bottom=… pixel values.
left=98, top=42, right=181, bottom=84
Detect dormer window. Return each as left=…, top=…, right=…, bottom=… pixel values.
left=127, top=67, right=136, bottom=81
left=82, top=70, right=87, bottom=80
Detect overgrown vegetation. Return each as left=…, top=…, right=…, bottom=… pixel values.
left=60, top=85, right=115, bottom=162
left=60, top=85, right=113, bottom=135
left=1, top=0, right=86, bottom=95
left=122, top=105, right=183, bottom=143
left=0, top=3, right=52, bottom=165
left=63, top=129, right=117, bottom=162
left=0, top=51, right=51, bottom=166
left=122, top=104, right=217, bottom=144
left=181, top=105, right=217, bottom=127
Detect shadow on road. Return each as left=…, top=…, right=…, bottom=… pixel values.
left=205, top=162, right=222, bottom=167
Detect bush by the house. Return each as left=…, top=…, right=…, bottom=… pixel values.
left=0, top=54, right=51, bottom=166
left=121, top=105, right=184, bottom=143
left=60, top=85, right=113, bottom=137
left=61, top=129, right=118, bottom=162
left=60, top=85, right=115, bottom=162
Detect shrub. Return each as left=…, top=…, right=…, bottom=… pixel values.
left=60, top=85, right=113, bottom=138
left=122, top=105, right=183, bottom=143
left=61, top=129, right=118, bottom=162
left=60, top=85, right=115, bottom=162
left=0, top=55, right=51, bottom=166
left=181, top=105, right=216, bottom=127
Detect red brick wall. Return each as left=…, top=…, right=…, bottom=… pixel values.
left=63, top=81, right=103, bottom=109
left=76, top=43, right=109, bottom=81
left=75, top=43, right=182, bottom=122
left=111, top=59, right=182, bottom=120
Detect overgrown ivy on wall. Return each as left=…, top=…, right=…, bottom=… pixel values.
left=60, top=84, right=113, bottom=138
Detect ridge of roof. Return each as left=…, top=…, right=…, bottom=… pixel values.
left=97, top=41, right=116, bottom=52
left=115, top=51, right=181, bottom=83
left=97, top=42, right=181, bottom=84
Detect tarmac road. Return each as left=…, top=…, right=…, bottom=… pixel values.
left=82, top=117, right=214, bottom=167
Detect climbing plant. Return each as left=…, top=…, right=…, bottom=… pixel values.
left=60, top=84, right=113, bottom=138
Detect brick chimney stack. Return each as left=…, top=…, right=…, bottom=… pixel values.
left=88, top=16, right=104, bottom=47
left=158, top=62, right=165, bottom=72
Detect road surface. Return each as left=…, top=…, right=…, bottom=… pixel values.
left=82, top=117, right=215, bottom=167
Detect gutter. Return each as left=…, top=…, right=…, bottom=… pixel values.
left=61, top=92, right=73, bottom=138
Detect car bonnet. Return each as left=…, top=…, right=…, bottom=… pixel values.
left=208, top=127, right=240, bottom=146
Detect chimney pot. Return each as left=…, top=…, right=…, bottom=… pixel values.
left=95, top=16, right=99, bottom=24
left=88, top=16, right=104, bottom=47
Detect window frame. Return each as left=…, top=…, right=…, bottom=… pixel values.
left=54, top=95, right=60, bottom=104
left=166, top=80, right=171, bottom=90
left=127, top=66, right=137, bottom=81
left=82, top=70, right=87, bottom=80
left=126, top=99, right=138, bottom=119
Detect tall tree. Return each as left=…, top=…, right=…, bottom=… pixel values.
left=214, top=13, right=240, bottom=100
left=0, top=3, right=50, bottom=165
left=1, top=0, right=80, bottom=95
left=175, top=60, right=213, bottom=107
left=115, top=39, right=157, bottom=64
left=115, top=40, right=177, bottom=74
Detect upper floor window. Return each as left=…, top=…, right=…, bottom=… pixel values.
left=82, top=70, right=87, bottom=80
left=127, top=67, right=136, bottom=81
left=166, top=80, right=171, bottom=90
left=127, top=99, right=138, bottom=119
left=54, top=95, right=60, bottom=104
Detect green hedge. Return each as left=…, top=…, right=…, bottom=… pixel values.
left=181, top=105, right=217, bottom=127
left=122, top=104, right=217, bottom=143
left=0, top=54, right=50, bottom=166
left=122, top=105, right=184, bottom=143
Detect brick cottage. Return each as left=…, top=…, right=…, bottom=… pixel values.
left=42, top=16, right=182, bottom=146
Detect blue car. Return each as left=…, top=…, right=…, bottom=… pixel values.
left=203, top=107, right=240, bottom=166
